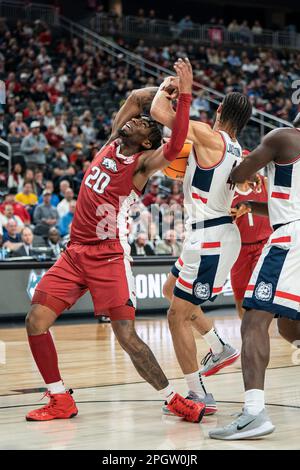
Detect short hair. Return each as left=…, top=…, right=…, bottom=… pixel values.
left=220, top=92, right=252, bottom=134
left=141, top=115, right=163, bottom=150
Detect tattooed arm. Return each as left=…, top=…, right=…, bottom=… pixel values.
left=107, top=87, right=158, bottom=144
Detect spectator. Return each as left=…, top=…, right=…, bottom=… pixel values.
left=8, top=112, right=28, bottom=138
left=142, top=181, right=159, bottom=207
left=2, top=220, right=22, bottom=250
left=20, top=120, right=48, bottom=166
left=178, top=15, right=193, bottom=34
left=15, top=181, right=38, bottom=208
left=13, top=226, right=44, bottom=257
left=37, top=180, right=59, bottom=206
left=34, top=169, right=45, bottom=196
left=156, top=229, right=182, bottom=256
left=57, top=187, right=75, bottom=218
left=44, top=226, right=64, bottom=258
left=58, top=200, right=76, bottom=236
left=7, top=163, right=24, bottom=192
left=130, top=232, right=155, bottom=256
left=252, top=20, right=263, bottom=35
left=33, top=189, right=59, bottom=236
left=0, top=190, right=31, bottom=224
left=0, top=204, right=24, bottom=232
left=53, top=114, right=68, bottom=139
left=0, top=108, right=7, bottom=138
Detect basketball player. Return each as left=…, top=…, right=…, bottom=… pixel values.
left=25, top=59, right=205, bottom=423
left=209, top=114, right=300, bottom=439
left=230, top=150, right=272, bottom=318
left=151, top=63, right=252, bottom=411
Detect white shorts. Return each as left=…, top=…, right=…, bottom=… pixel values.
left=243, top=220, right=300, bottom=320
left=173, top=220, right=241, bottom=305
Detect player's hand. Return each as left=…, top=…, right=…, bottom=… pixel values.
left=247, top=174, right=262, bottom=193
left=174, top=58, right=193, bottom=94
left=160, top=76, right=179, bottom=100
left=231, top=202, right=252, bottom=220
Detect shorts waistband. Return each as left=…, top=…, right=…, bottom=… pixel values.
left=191, top=216, right=233, bottom=231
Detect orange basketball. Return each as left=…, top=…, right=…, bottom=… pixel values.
left=163, top=140, right=192, bottom=180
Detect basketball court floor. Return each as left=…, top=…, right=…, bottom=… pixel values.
left=0, top=309, right=299, bottom=450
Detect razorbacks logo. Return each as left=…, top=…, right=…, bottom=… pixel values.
left=255, top=281, right=273, bottom=302
left=194, top=282, right=210, bottom=300
left=102, top=157, right=118, bottom=173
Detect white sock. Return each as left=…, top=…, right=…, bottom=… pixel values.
left=184, top=371, right=206, bottom=399
left=202, top=327, right=225, bottom=355
left=46, top=380, right=66, bottom=395
left=159, top=384, right=175, bottom=403
left=244, top=389, right=265, bottom=415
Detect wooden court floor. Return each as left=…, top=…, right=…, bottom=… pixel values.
left=0, top=311, right=300, bottom=450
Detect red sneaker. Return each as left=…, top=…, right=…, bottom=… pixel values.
left=26, top=389, right=78, bottom=421
left=166, top=393, right=206, bottom=423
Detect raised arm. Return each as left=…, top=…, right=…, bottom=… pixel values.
left=230, top=129, right=281, bottom=183
left=151, top=75, right=222, bottom=149
left=108, top=87, right=158, bottom=144
left=138, top=59, right=192, bottom=179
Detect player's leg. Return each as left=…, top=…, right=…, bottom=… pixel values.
left=277, top=317, right=300, bottom=345
left=163, top=272, right=213, bottom=333
left=110, top=311, right=205, bottom=423
left=235, top=299, right=245, bottom=319
left=25, top=247, right=87, bottom=421
left=164, top=263, right=233, bottom=368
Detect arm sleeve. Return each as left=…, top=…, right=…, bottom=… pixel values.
left=163, top=93, right=192, bottom=162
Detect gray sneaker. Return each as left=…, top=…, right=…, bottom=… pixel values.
left=200, top=344, right=240, bottom=377
left=209, top=409, right=275, bottom=440
left=162, top=391, right=217, bottom=416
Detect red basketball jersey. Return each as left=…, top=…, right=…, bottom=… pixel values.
left=71, top=140, right=143, bottom=245
left=232, top=175, right=272, bottom=243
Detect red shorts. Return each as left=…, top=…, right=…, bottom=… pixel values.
left=231, top=239, right=268, bottom=300
left=32, top=240, right=136, bottom=320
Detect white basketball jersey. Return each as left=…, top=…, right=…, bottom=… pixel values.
left=183, top=130, right=242, bottom=226
left=267, top=150, right=300, bottom=227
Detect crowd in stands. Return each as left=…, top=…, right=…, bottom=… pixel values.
left=0, top=17, right=299, bottom=258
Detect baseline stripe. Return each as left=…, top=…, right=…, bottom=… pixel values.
left=192, top=192, right=207, bottom=203
left=271, top=191, right=290, bottom=200
left=275, top=291, right=300, bottom=303
left=202, top=242, right=221, bottom=249
left=271, top=236, right=291, bottom=244
left=212, top=287, right=223, bottom=294
left=178, top=277, right=193, bottom=289
left=246, top=284, right=255, bottom=291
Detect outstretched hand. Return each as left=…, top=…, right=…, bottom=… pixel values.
left=174, top=57, right=193, bottom=94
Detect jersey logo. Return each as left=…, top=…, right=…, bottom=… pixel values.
left=193, top=282, right=210, bottom=300
left=102, top=157, right=118, bottom=173
left=255, top=281, right=273, bottom=302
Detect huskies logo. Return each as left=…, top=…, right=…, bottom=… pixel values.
left=27, top=270, right=46, bottom=300
left=255, top=281, right=273, bottom=302
left=102, top=157, right=118, bottom=173
left=194, top=282, right=210, bottom=300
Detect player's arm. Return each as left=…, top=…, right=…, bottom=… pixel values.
left=151, top=77, right=222, bottom=150
left=141, top=59, right=192, bottom=176
left=107, top=87, right=158, bottom=144
left=233, top=200, right=269, bottom=218
left=230, top=129, right=281, bottom=183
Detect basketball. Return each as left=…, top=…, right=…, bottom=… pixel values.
left=163, top=140, right=192, bottom=179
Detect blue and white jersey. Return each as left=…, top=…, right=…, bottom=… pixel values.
left=267, top=141, right=300, bottom=228
left=183, top=130, right=242, bottom=227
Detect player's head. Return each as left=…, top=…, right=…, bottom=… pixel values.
left=118, top=116, right=162, bottom=151
left=293, top=112, right=300, bottom=128
left=219, top=92, right=252, bottom=135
